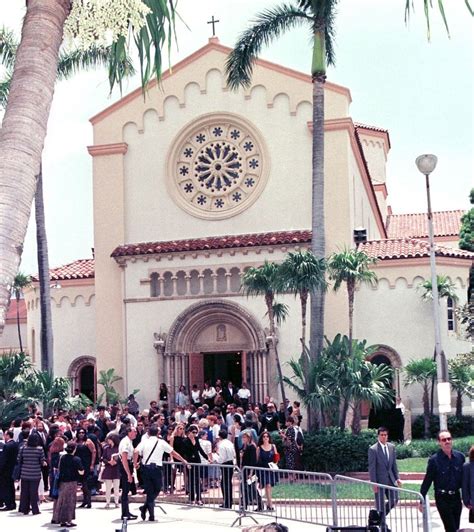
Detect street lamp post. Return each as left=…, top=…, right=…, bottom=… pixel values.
left=415, top=154, right=450, bottom=431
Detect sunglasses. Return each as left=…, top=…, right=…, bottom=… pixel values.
left=440, top=437, right=452, bottom=442
left=191, top=430, right=198, bottom=434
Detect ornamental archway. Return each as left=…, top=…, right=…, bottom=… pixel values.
left=67, top=355, right=96, bottom=401
left=164, top=300, right=268, bottom=404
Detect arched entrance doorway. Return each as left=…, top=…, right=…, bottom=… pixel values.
left=366, top=346, right=404, bottom=441
left=68, top=356, right=96, bottom=401
left=165, top=300, right=267, bottom=404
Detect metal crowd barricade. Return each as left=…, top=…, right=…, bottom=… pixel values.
left=240, top=465, right=334, bottom=527
left=332, top=474, right=431, bottom=532
left=160, top=460, right=243, bottom=514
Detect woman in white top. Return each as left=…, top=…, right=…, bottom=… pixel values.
left=191, top=384, right=201, bottom=407
left=202, top=381, right=216, bottom=409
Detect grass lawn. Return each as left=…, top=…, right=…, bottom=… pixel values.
left=397, top=457, right=428, bottom=472
left=271, top=482, right=433, bottom=500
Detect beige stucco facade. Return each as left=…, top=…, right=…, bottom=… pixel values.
left=16, top=39, right=472, bottom=424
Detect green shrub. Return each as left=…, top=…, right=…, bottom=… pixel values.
left=395, top=436, right=474, bottom=459
left=411, top=414, right=474, bottom=439
left=281, top=428, right=377, bottom=473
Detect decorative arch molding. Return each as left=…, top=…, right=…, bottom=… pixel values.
left=165, top=299, right=266, bottom=354
left=367, top=344, right=402, bottom=369
left=67, top=355, right=96, bottom=396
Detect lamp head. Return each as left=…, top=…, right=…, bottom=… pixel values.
left=415, top=154, right=438, bottom=176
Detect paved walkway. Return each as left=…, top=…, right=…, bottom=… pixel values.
left=1, top=501, right=473, bottom=531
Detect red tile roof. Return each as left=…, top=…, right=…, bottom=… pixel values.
left=31, top=259, right=95, bottom=281
left=111, top=230, right=312, bottom=257
left=387, top=210, right=465, bottom=239
left=359, top=237, right=474, bottom=261
left=5, top=299, right=27, bottom=323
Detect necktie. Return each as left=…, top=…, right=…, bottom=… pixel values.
left=384, top=445, right=389, bottom=463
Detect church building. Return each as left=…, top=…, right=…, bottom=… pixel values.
left=17, top=38, right=472, bottom=427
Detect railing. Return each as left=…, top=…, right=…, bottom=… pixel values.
left=158, top=461, right=431, bottom=530
left=332, top=475, right=431, bottom=532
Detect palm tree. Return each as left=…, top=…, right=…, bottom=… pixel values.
left=404, top=358, right=437, bottom=439
left=0, top=0, right=178, bottom=334
left=97, top=368, right=123, bottom=406
left=0, top=351, right=32, bottom=400
left=279, top=250, right=326, bottom=348
left=1, top=29, right=135, bottom=372
left=12, top=273, right=30, bottom=353
left=226, top=1, right=338, bottom=365
left=418, top=274, right=459, bottom=302
left=327, top=248, right=377, bottom=350
left=21, top=370, right=71, bottom=416
left=241, top=261, right=287, bottom=403
left=448, top=352, right=474, bottom=417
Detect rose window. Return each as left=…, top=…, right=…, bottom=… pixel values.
left=169, top=116, right=267, bottom=219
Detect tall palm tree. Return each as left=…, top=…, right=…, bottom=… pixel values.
left=327, top=248, right=377, bottom=350
left=0, top=0, right=178, bottom=334
left=226, top=1, right=338, bottom=365
left=279, top=250, right=326, bottom=348
left=404, top=358, right=437, bottom=439
left=1, top=29, right=135, bottom=372
left=12, top=273, right=30, bottom=353
left=241, top=261, right=287, bottom=403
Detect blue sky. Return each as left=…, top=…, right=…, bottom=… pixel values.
left=1, top=0, right=472, bottom=275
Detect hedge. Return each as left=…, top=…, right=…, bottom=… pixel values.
left=273, top=428, right=474, bottom=473
left=411, top=414, right=473, bottom=439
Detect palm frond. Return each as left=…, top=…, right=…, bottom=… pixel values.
left=268, top=301, right=290, bottom=326
left=0, top=27, right=17, bottom=69
left=0, top=74, right=11, bottom=109
left=226, top=3, right=310, bottom=90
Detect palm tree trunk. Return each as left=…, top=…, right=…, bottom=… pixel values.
left=35, top=164, right=54, bottom=372
left=0, top=0, right=71, bottom=332
left=348, top=281, right=355, bottom=347
left=300, top=290, right=308, bottom=349
left=455, top=391, right=463, bottom=417
left=16, top=292, right=23, bottom=352
left=340, top=396, right=350, bottom=430
left=351, top=400, right=361, bottom=434
left=423, top=383, right=430, bottom=439
left=265, top=293, right=286, bottom=405
left=309, top=74, right=326, bottom=362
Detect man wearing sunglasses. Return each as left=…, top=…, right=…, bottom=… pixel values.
left=420, top=430, right=465, bottom=532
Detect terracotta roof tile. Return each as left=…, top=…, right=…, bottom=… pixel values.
left=5, top=299, right=26, bottom=322
left=359, top=237, right=474, bottom=261
left=387, top=210, right=465, bottom=239
left=31, top=259, right=95, bottom=281
left=111, top=230, right=312, bottom=257
left=354, top=122, right=389, bottom=134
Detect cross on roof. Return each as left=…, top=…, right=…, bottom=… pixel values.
left=207, top=15, right=220, bottom=37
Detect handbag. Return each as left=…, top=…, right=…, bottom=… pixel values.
left=50, top=456, right=63, bottom=499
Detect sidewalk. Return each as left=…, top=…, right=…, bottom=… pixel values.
left=0, top=501, right=473, bottom=531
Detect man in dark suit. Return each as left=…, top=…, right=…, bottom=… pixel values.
left=32, top=420, right=49, bottom=492
left=223, top=381, right=236, bottom=405
left=368, top=426, right=402, bottom=532
left=0, top=430, right=19, bottom=511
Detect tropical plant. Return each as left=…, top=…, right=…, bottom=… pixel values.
left=0, top=351, right=32, bottom=400
left=12, top=272, right=31, bottom=352
left=268, top=301, right=290, bottom=327
left=0, top=0, right=178, bottom=336
left=327, top=248, right=377, bottom=348
left=448, top=351, right=474, bottom=417
left=278, top=250, right=326, bottom=348
left=21, top=370, right=72, bottom=415
left=321, top=334, right=393, bottom=433
left=404, top=358, right=437, bottom=439
left=0, top=398, right=30, bottom=431
left=241, top=261, right=287, bottom=404
left=97, top=368, right=123, bottom=406
left=418, top=274, right=459, bottom=302
left=458, top=188, right=474, bottom=252
left=456, top=301, right=474, bottom=341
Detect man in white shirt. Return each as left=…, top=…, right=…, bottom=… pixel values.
left=119, top=426, right=138, bottom=520
left=216, top=429, right=236, bottom=509
left=133, top=425, right=187, bottom=521
left=237, top=383, right=251, bottom=411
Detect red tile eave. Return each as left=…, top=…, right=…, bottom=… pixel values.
left=90, top=39, right=351, bottom=126
left=354, top=123, right=391, bottom=150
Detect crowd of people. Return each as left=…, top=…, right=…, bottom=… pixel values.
left=0, top=380, right=305, bottom=527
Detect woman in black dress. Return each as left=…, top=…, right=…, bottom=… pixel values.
left=240, top=432, right=263, bottom=511
left=182, top=424, right=208, bottom=505
left=52, top=442, right=84, bottom=527
left=74, top=428, right=96, bottom=508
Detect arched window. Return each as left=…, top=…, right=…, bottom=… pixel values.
left=150, top=273, right=159, bottom=297
left=447, top=296, right=456, bottom=332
